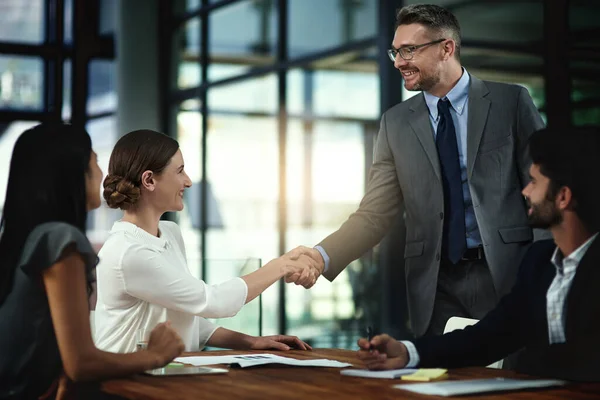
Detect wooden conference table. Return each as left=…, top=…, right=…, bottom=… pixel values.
left=100, top=349, right=600, bottom=399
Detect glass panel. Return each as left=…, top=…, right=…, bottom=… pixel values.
left=287, top=48, right=379, bottom=118
left=87, top=60, right=117, bottom=115
left=403, top=0, right=544, bottom=44
left=205, top=75, right=279, bottom=333
left=288, top=0, right=376, bottom=58
left=62, top=60, right=72, bottom=121
left=208, top=0, right=276, bottom=81
left=0, top=121, right=39, bottom=211
left=570, top=0, right=600, bottom=48
left=462, top=49, right=543, bottom=71
left=206, top=113, right=279, bottom=334
left=208, top=74, right=277, bottom=114
left=0, top=0, right=44, bottom=43
left=99, top=0, right=118, bottom=36
left=0, top=56, right=43, bottom=110
left=173, top=17, right=201, bottom=89
left=206, top=258, right=262, bottom=338
left=64, top=0, right=73, bottom=44
left=285, top=119, right=366, bottom=348
left=571, top=71, right=600, bottom=126
left=86, top=116, right=122, bottom=247
left=173, top=0, right=201, bottom=15
left=570, top=1, right=600, bottom=126
left=177, top=103, right=203, bottom=279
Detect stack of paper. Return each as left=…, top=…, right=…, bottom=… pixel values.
left=175, top=353, right=353, bottom=368
left=394, top=378, right=566, bottom=397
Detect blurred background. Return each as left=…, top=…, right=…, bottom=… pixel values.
left=0, top=0, right=598, bottom=348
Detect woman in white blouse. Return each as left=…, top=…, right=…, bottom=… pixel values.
left=94, top=129, right=314, bottom=353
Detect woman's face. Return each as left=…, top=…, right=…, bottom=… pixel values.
left=152, top=149, right=192, bottom=212
left=85, top=151, right=104, bottom=211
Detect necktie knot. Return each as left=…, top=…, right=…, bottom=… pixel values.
left=437, top=98, right=451, bottom=116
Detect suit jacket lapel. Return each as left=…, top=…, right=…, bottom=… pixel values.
left=466, top=76, right=491, bottom=180
left=408, top=94, right=441, bottom=182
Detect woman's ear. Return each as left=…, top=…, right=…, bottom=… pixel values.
left=140, top=170, right=155, bottom=191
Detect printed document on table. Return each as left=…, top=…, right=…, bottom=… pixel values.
left=175, top=353, right=353, bottom=368
left=393, top=378, right=567, bottom=396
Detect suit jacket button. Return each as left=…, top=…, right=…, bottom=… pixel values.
left=439, top=212, right=444, bottom=220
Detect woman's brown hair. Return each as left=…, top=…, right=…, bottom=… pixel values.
left=103, top=129, right=179, bottom=210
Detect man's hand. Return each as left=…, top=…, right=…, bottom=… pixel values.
left=284, top=246, right=325, bottom=288
left=357, top=334, right=409, bottom=370
left=250, top=335, right=313, bottom=351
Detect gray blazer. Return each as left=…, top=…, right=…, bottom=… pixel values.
left=319, top=75, right=547, bottom=337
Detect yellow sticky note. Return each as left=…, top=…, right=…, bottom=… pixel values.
left=400, top=368, right=448, bottom=381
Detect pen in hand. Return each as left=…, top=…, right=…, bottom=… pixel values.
left=366, top=326, right=373, bottom=351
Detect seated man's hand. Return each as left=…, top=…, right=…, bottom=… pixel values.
left=284, top=246, right=325, bottom=288
left=250, top=335, right=313, bottom=351
left=357, top=334, right=409, bottom=370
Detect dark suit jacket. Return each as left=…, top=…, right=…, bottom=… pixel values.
left=319, top=74, right=548, bottom=336
left=414, top=237, right=600, bottom=382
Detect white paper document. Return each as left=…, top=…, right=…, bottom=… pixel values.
left=175, top=353, right=353, bottom=369
left=341, top=368, right=417, bottom=379
left=393, top=378, right=567, bottom=397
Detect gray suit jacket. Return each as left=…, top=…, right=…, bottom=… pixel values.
left=319, top=75, right=547, bottom=337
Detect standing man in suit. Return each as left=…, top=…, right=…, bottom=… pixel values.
left=288, top=4, right=546, bottom=337
left=356, top=126, right=600, bottom=382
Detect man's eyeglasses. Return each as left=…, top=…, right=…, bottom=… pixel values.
left=387, top=38, right=446, bottom=62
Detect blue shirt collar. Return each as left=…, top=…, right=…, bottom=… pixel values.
left=423, top=68, right=470, bottom=121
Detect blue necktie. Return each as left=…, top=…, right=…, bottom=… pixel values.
left=436, top=98, right=466, bottom=264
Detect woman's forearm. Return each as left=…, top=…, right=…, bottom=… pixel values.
left=240, top=261, right=284, bottom=303
left=68, top=348, right=162, bottom=382
left=206, top=327, right=255, bottom=349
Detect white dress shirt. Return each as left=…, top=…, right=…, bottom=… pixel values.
left=94, top=221, right=248, bottom=353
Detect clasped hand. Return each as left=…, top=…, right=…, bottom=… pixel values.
left=279, top=246, right=325, bottom=289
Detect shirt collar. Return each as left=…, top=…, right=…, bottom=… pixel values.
left=423, top=68, right=470, bottom=121
left=551, top=233, right=598, bottom=274
left=111, top=220, right=168, bottom=249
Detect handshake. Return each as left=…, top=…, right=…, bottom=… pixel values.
left=274, top=246, right=326, bottom=289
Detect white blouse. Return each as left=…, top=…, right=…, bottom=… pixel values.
left=93, top=220, right=248, bottom=353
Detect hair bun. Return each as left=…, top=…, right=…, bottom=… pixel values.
left=103, top=174, right=141, bottom=210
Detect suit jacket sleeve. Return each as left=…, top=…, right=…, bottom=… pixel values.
left=319, top=112, right=404, bottom=281
left=412, top=240, right=554, bottom=368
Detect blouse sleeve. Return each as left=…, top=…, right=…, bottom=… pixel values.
left=19, top=222, right=98, bottom=285
left=198, top=318, right=219, bottom=350
left=120, top=243, right=248, bottom=318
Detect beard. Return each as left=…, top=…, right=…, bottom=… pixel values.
left=527, top=197, right=563, bottom=229
left=402, top=66, right=441, bottom=92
